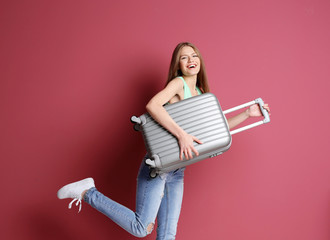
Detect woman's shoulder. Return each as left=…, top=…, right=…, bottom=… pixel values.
left=172, top=76, right=184, bottom=82
left=167, top=77, right=184, bottom=88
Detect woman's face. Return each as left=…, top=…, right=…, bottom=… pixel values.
left=179, top=46, right=200, bottom=77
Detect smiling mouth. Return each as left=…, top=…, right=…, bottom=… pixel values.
left=188, top=64, right=197, bottom=69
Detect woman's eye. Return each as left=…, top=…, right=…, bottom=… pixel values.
left=193, top=55, right=198, bottom=58
left=181, top=57, right=187, bottom=60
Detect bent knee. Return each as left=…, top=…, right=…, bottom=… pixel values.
left=147, top=223, right=154, bottom=234
left=134, top=222, right=155, bottom=238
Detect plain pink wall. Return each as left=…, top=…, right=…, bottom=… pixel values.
left=1, top=0, right=329, bottom=239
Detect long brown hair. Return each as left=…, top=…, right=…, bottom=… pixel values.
left=166, top=42, right=210, bottom=93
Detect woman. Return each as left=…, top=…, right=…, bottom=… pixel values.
left=57, top=42, right=270, bottom=239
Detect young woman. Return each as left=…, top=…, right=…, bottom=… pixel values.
left=57, top=42, right=270, bottom=239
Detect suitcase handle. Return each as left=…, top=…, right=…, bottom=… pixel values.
left=223, top=98, right=270, bottom=135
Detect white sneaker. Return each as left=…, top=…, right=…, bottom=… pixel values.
left=57, top=177, right=95, bottom=213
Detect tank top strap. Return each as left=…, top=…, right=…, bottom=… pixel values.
left=177, top=76, right=202, bottom=99
left=177, top=76, right=192, bottom=99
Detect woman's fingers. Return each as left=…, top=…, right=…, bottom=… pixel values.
left=191, top=146, right=199, bottom=157
left=184, top=149, right=189, bottom=160
left=183, top=146, right=201, bottom=160
left=192, top=136, right=203, bottom=145
left=179, top=135, right=203, bottom=160
left=180, top=149, right=184, bottom=160
left=180, top=148, right=189, bottom=160
left=263, top=104, right=271, bottom=115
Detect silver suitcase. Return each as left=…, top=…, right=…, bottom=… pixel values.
left=131, top=93, right=270, bottom=177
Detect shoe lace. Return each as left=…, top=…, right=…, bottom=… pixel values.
left=68, top=197, right=82, bottom=213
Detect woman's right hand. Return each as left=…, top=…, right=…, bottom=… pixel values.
left=177, top=132, right=203, bottom=160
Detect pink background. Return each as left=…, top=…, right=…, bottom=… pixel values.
left=1, top=0, right=329, bottom=239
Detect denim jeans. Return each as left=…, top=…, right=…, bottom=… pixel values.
left=84, top=155, right=185, bottom=239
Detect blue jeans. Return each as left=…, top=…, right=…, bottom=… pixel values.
left=84, top=155, right=185, bottom=239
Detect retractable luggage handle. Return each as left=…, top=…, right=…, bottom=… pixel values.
left=223, top=98, right=270, bottom=135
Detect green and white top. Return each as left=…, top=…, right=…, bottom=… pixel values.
left=177, top=76, right=202, bottom=99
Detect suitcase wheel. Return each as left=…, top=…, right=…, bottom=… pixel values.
left=133, top=124, right=141, bottom=131
left=149, top=169, right=157, bottom=178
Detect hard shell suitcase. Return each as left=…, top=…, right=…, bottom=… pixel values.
left=131, top=93, right=270, bottom=177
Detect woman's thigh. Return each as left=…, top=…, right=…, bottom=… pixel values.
left=156, top=168, right=185, bottom=239
left=135, top=159, right=167, bottom=229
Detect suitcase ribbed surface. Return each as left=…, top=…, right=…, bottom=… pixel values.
left=140, top=93, right=231, bottom=171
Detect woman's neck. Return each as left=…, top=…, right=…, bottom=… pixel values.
left=182, top=75, right=197, bottom=85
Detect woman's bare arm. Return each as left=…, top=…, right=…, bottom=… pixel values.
left=227, top=104, right=270, bottom=130
left=146, top=78, right=202, bottom=160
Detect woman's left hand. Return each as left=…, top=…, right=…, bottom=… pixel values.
left=248, top=104, right=271, bottom=117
